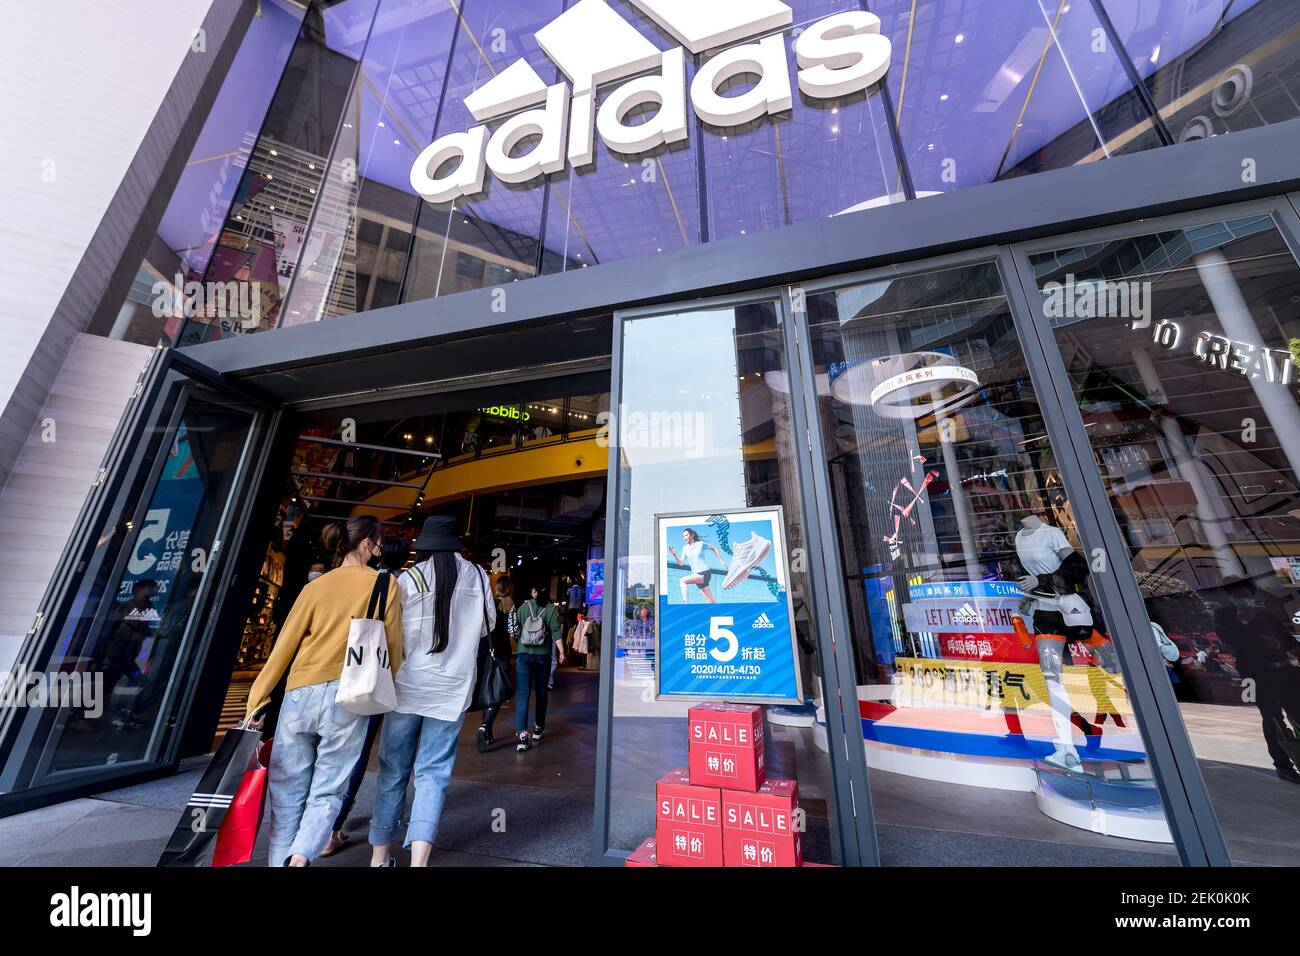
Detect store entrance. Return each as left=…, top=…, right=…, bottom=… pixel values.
left=204, top=383, right=610, bottom=863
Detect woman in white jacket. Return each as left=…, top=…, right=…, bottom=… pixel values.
left=369, top=516, right=493, bottom=867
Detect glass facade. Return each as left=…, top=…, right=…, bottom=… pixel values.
left=0, top=383, right=258, bottom=788
left=609, top=300, right=843, bottom=863
left=150, top=0, right=1300, bottom=345
left=7, top=0, right=1300, bottom=870
left=802, top=262, right=1174, bottom=858
left=1025, top=214, right=1300, bottom=865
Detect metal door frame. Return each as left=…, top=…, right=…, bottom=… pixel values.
left=0, top=352, right=278, bottom=815
left=594, top=286, right=878, bottom=865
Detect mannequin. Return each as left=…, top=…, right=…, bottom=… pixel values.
left=1013, top=514, right=1121, bottom=773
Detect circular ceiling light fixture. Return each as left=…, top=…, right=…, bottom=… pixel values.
left=832, top=350, right=979, bottom=419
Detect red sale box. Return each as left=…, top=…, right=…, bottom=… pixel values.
left=624, top=837, right=658, bottom=867
left=655, top=769, right=723, bottom=867
left=687, top=702, right=765, bottom=792
left=722, top=777, right=802, bottom=867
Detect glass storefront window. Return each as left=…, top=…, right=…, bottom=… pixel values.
left=872, top=0, right=1159, bottom=192
left=1027, top=212, right=1300, bottom=865
left=1102, top=0, right=1300, bottom=144
left=609, top=300, right=841, bottom=864
left=99, top=0, right=307, bottom=347
left=0, top=386, right=256, bottom=789
left=803, top=261, right=1177, bottom=863
left=281, top=0, right=458, bottom=326
left=400, top=0, right=565, bottom=302
left=700, top=0, right=904, bottom=239
left=177, top=2, right=381, bottom=345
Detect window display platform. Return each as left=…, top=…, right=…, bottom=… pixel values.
left=815, top=687, right=1173, bottom=843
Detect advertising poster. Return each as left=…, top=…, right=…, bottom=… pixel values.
left=655, top=507, right=801, bottom=703
left=585, top=559, right=604, bottom=606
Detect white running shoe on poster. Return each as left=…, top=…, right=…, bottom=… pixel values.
left=723, top=532, right=771, bottom=590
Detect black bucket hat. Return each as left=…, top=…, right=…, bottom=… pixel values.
left=413, top=515, right=463, bottom=552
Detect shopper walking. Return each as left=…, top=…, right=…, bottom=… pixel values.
left=320, top=535, right=410, bottom=857
left=515, top=583, right=564, bottom=752
left=370, top=516, right=494, bottom=866
left=476, top=576, right=515, bottom=752
left=245, top=515, right=402, bottom=867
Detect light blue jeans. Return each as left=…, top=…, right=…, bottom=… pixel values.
left=369, top=710, right=465, bottom=848
left=267, top=679, right=368, bottom=866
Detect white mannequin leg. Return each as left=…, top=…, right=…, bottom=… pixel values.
left=1036, top=637, right=1082, bottom=772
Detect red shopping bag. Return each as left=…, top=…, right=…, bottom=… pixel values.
left=212, top=741, right=271, bottom=867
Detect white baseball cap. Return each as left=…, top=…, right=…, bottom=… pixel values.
left=1058, top=593, right=1093, bottom=628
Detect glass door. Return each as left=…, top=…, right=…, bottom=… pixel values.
left=788, top=255, right=1185, bottom=864
left=599, top=294, right=868, bottom=865
left=1011, top=201, right=1300, bottom=866
left=0, top=366, right=269, bottom=805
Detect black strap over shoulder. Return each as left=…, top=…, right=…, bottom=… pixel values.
left=366, top=570, right=390, bottom=621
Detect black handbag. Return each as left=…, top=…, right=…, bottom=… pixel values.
left=467, top=568, right=515, bottom=712
left=157, top=723, right=264, bottom=866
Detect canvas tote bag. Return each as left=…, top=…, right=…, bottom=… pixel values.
left=335, top=570, right=397, bottom=715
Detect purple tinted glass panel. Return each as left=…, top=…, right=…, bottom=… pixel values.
left=402, top=0, right=566, bottom=301
left=540, top=0, right=700, bottom=272
left=703, top=0, right=905, bottom=241
left=1101, top=0, right=1300, bottom=142
left=873, top=0, right=1158, bottom=193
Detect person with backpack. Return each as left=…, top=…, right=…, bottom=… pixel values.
left=515, top=583, right=564, bottom=752
left=369, top=516, right=494, bottom=866
left=245, top=515, right=402, bottom=867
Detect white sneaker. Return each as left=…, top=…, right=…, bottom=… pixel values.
left=516, top=732, right=529, bottom=752
left=1042, top=747, right=1083, bottom=773
left=722, top=532, right=771, bottom=590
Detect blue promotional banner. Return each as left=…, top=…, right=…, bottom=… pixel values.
left=655, top=507, right=802, bottom=704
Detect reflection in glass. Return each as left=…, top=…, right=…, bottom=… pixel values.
left=1102, top=0, right=1300, bottom=144
left=178, top=3, right=378, bottom=344
left=3, top=391, right=254, bottom=783
left=99, top=0, right=306, bottom=347
left=872, top=0, right=1159, bottom=192
left=610, top=303, right=840, bottom=862
left=806, top=262, right=1175, bottom=863
left=401, top=0, right=565, bottom=301
left=282, top=0, right=457, bottom=325
left=1030, top=215, right=1300, bottom=865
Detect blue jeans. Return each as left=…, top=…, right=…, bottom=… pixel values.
left=369, top=710, right=464, bottom=848
left=267, top=679, right=368, bottom=866
left=515, top=653, right=551, bottom=734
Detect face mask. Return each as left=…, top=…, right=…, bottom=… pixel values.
left=307, top=571, right=323, bottom=581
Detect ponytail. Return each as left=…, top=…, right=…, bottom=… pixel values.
left=321, top=515, right=382, bottom=567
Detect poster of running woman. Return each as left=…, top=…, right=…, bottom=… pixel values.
left=655, top=507, right=802, bottom=704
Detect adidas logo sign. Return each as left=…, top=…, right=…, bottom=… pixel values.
left=752, top=612, right=775, bottom=629
left=411, top=0, right=892, bottom=204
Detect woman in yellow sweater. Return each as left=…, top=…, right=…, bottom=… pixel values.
left=246, top=515, right=403, bottom=867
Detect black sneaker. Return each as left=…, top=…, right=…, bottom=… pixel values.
left=531, top=724, right=544, bottom=742
left=476, top=726, right=489, bottom=753
left=516, top=732, right=529, bottom=752
left=1278, top=766, right=1300, bottom=785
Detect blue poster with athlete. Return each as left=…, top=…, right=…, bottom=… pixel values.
left=655, top=507, right=802, bottom=703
